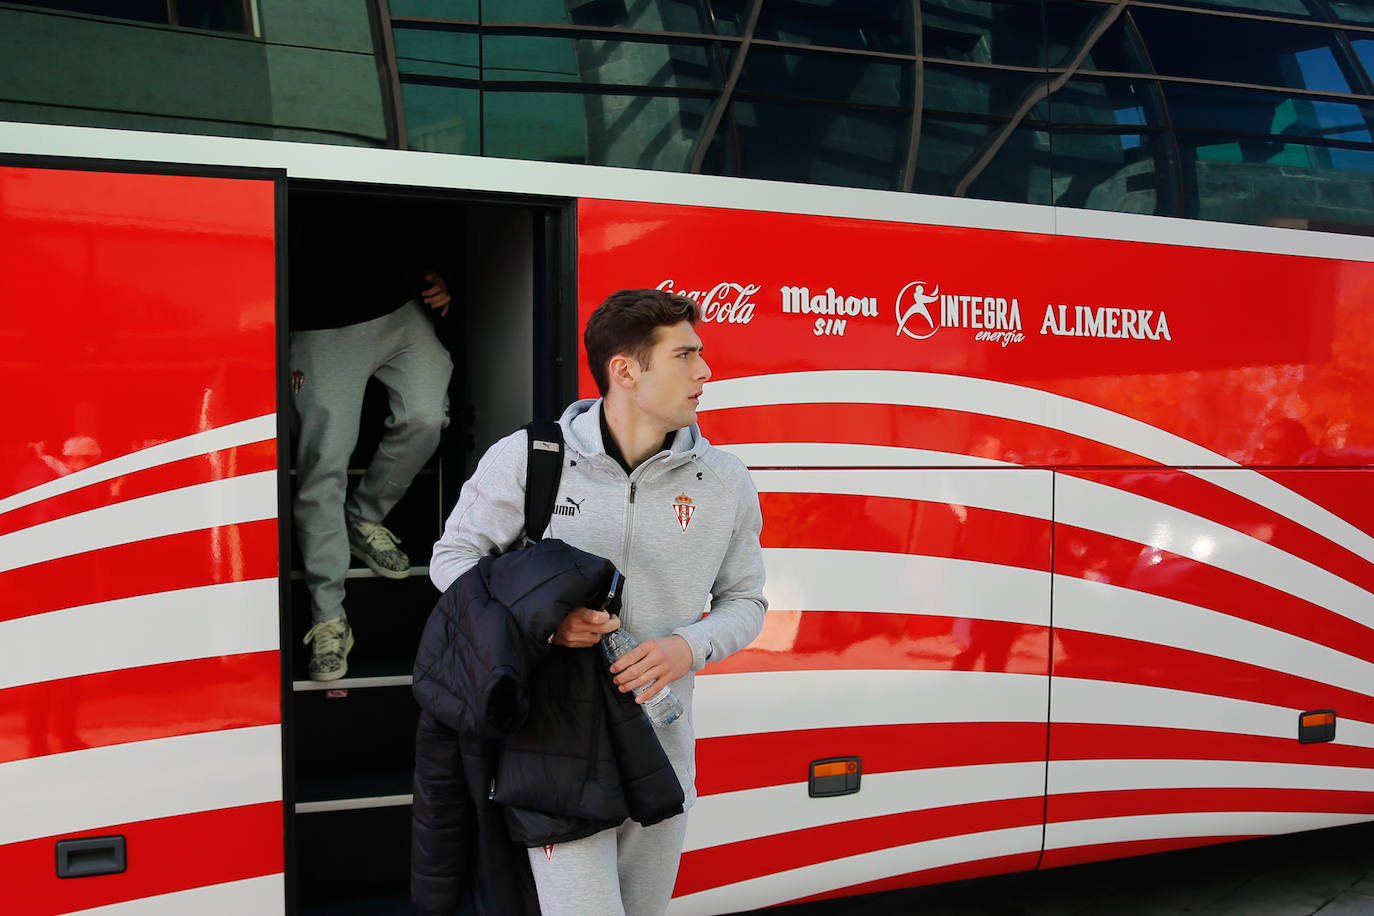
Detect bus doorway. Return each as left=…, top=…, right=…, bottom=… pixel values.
left=283, top=182, right=573, bottom=913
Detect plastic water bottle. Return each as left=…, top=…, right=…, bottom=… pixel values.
left=601, top=628, right=683, bottom=727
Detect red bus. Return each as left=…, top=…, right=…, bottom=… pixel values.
left=2, top=120, right=1372, bottom=914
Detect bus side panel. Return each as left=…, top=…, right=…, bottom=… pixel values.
left=1044, top=467, right=1374, bottom=869
left=0, top=165, right=284, bottom=915
left=679, top=468, right=1052, bottom=913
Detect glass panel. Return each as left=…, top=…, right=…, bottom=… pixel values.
left=738, top=46, right=909, bottom=106
left=483, top=35, right=726, bottom=88
left=175, top=0, right=250, bottom=33
left=1049, top=77, right=1165, bottom=127
left=1131, top=8, right=1359, bottom=92
left=733, top=99, right=906, bottom=189
left=1051, top=129, right=1179, bottom=215
left=1353, top=38, right=1374, bottom=83
left=922, top=63, right=1047, bottom=118
left=706, top=0, right=749, bottom=36
left=1164, top=84, right=1373, bottom=142
left=1043, top=1, right=1152, bottom=73
left=923, top=63, right=1049, bottom=119
left=484, top=90, right=710, bottom=170
left=1152, top=0, right=1322, bottom=18
left=922, top=0, right=1047, bottom=68
left=1330, top=2, right=1374, bottom=25
left=393, top=26, right=479, bottom=80
left=401, top=82, right=480, bottom=154
left=1179, top=134, right=1374, bottom=225
left=483, top=0, right=714, bottom=31
left=753, top=0, right=913, bottom=53
left=15, top=0, right=168, bottom=25
left=389, top=0, right=478, bottom=17
left=912, top=117, right=1052, bottom=204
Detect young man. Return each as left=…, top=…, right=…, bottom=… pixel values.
left=429, top=288, right=767, bottom=915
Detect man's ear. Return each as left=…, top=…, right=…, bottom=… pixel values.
left=608, top=353, right=637, bottom=391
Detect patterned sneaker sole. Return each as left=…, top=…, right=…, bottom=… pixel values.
left=308, top=630, right=356, bottom=682
left=349, top=544, right=411, bottom=580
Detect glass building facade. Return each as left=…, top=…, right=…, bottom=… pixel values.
left=3, top=0, right=1374, bottom=231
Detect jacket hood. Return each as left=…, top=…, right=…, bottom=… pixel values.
left=559, top=397, right=707, bottom=466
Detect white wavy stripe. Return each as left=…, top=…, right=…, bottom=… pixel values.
left=1050, top=677, right=1374, bottom=750
left=1054, top=575, right=1374, bottom=708
left=746, top=461, right=1373, bottom=633
left=686, top=761, right=1045, bottom=853
left=1049, top=758, right=1374, bottom=796
left=0, top=579, right=279, bottom=691
left=701, top=371, right=1374, bottom=564
left=693, top=669, right=1049, bottom=740
left=750, top=467, right=1053, bottom=521
left=0, top=471, right=276, bottom=573
left=0, top=414, right=276, bottom=516
left=727, top=442, right=1013, bottom=468
left=0, top=726, right=282, bottom=847
left=66, top=875, right=284, bottom=915
left=1044, top=811, right=1372, bottom=853
left=667, top=824, right=1043, bottom=916
left=762, top=548, right=1049, bottom=626
left=1057, top=473, right=1374, bottom=631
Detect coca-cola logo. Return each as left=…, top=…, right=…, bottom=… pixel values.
left=656, top=280, right=757, bottom=325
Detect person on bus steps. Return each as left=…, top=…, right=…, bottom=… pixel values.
left=419, top=289, right=767, bottom=915
left=290, top=193, right=457, bottom=681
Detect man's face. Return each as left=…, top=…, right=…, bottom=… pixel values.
left=626, top=321, right=711, bottom=432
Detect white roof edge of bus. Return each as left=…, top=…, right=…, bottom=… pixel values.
left=1, top=119, right=1371, bottom=263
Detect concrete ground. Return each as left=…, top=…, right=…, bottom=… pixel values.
left=748, top=821, right=1374, bottom=916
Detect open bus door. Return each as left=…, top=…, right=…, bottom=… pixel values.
left=0, top=161, right=287, bottom=915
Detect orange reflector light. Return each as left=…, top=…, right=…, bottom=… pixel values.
left=1302, top=712, right=1335, bottom=727
left=812, top=761, right=851, bottom=779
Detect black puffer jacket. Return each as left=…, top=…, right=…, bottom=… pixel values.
left=410, top=538, right=685, bottom=916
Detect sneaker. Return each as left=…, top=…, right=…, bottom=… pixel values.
left=347, top=516, right=411, bottom=579
left=304, top=617, right=354, bottom=681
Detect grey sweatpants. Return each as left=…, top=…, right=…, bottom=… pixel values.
left=291, top=301, right=452, bottom=622
left=526, top=814, right=689, bottom=916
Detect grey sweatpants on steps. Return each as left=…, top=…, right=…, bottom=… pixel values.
left=526, top=813, right=689, bottom=916
left=290, top=301, right=452, bottom=623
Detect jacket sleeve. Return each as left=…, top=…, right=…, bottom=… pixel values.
left=411, top=711, right=472, bottom=916
left=430, top=431, right=529, bottom=592
left=672, top=461, right=768, bottom=671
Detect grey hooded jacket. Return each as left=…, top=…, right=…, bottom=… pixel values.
left=430, top=397, right=768, bottom=805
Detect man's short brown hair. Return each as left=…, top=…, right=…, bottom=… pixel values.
left=584, top=289, right=699, bottom=396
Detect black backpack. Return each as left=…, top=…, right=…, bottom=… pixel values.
left=520, top=420, right=564, bottom=546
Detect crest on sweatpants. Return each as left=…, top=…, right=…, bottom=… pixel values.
left=291, top=369, right=305, bottom=394
left=673, top=493, right=695, bottom=532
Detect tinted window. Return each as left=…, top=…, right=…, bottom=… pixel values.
left=388, top=0, right=478, bottom=18
left=1152, top=0, right=1322, bottom=18
left=739, top=47, right=908, bottom=105
left=1049, top=77, right=1165, bottom=127
left=484, top=90, right=710, bottom=169
left=1164, top=84, right=1373, bottom=142
left=1132, top=9, right=1360, bottom=92
left=922, top=63, right=1047, bottom=118
left=733, top=99, right=907, bottom=189
left=1043, top=1, right=1151, bottom=72
left=914, top=117, right=1052, bottom=204
left=921, top=0, right=1046, bottom=68
left=1051, top=129, right=1178, bottom=215
left=402, top=82, right=481, bottom=154
left=483, top=34, right=725, bottom=88
left=394, top=26, right=479, bottom=80
left=752, top=0, right=913, bottom=53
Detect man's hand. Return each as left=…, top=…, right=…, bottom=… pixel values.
left=610, top=634, right=693, bottom=703
left=422, top=271, right=452, bottom=317
left=552, top=605, right=620, bottom=648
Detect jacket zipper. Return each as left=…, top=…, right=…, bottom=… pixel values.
left=619, top=475, right=637, bottom=628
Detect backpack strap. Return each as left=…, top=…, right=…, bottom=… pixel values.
left=522, top=420, right=564, bottom=544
